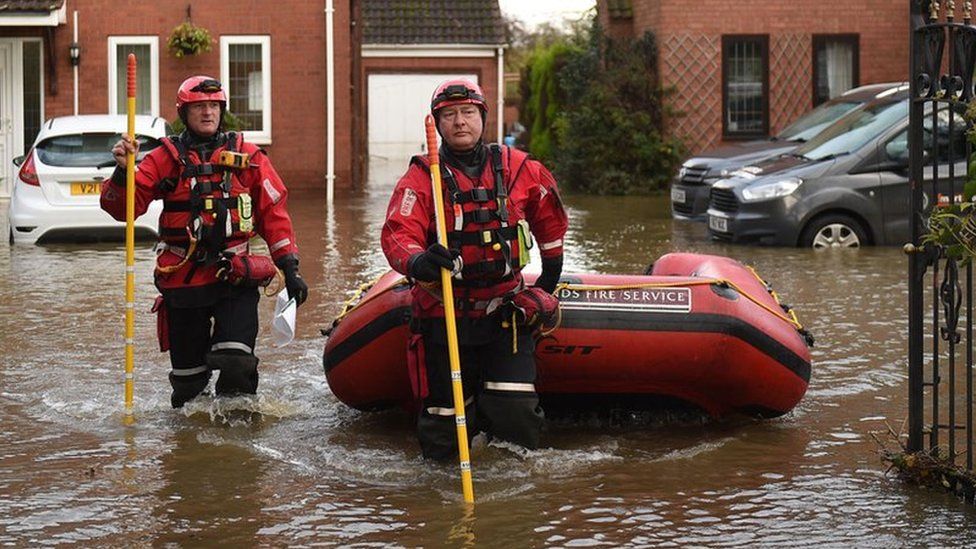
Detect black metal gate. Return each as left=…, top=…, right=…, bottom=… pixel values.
left=907, top=0, right=976, bottom=466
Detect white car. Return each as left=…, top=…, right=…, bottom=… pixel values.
left=8, top=114, right=172, bottom=244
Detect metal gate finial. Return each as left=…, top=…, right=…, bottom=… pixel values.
left=931, top=0, right=942, bottom=21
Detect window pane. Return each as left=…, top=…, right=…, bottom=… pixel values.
left=22, top=41, right=41, bottom=152
left=815, top=39, right=855, bottom=105
left=115, top=44, right=151, bottom=115
left=725, top=38, right=765, bottom=135
left=228, top=43, right=263, bottom=131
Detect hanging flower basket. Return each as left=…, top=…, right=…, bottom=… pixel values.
left=167, top=22, right=213, bottom=58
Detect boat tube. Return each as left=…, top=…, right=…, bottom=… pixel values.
left=322, top=253, right=812, bottom=418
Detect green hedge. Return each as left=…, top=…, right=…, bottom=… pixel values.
left=517, top=20, right=684, bottom=194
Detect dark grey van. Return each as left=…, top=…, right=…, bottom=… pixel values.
left=705, top=90, right=965, bottom=248
left=672, top=82, right=907, bottom=220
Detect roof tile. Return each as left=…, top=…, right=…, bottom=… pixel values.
left=0, top=1, right=64, bottom=12
left=363, top=0, right=505, bottom=45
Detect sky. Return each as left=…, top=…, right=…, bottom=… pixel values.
left=496, top=0, right=596, bottom=31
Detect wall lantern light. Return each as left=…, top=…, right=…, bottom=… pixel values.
left=69, top=42, right=80, bottom=66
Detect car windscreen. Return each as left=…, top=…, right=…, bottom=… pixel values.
left=792, top=99, right=909, bottom=161
left=776, top=100, right=861, bottom=142
left=34, top=133, right=161, bottom=168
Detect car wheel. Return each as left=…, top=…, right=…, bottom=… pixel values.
left=800, top=214, right=868, bottom=249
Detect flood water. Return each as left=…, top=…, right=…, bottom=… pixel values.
left=2, top=177, right=975, bottom=546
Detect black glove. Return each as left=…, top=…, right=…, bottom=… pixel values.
left=408, top=243, right=462, bottom=282
left=277, top=255, right=308, bottom=307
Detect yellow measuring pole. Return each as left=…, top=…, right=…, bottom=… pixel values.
left=123, top=53, right=137, bottom=425
left=424, top=114, right=474, bottom=503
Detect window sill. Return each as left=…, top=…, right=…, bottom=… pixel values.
left=242, top=130, right=271, bottom=145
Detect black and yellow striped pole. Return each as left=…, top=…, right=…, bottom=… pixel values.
left=424, top=114, right=474, bottom=504
left=123, top=53, right=137, bottom=425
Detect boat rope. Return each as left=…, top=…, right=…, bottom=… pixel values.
left=333, top=274, right=409, bottom=323
left=552, top=278, right=806, bottom=332
left=329, top=272, right=808, bottom=339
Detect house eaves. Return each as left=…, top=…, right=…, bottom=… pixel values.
left=0, top=0, right=65, bottom=26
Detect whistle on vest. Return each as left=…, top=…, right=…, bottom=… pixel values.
left=217, top=150, right=250, bottom=169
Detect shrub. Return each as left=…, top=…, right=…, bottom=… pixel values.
left=552, top=23, right=684, bottom=194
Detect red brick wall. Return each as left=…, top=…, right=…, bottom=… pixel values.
left=622, top=0, right=907, bottom=154
left=36, top=0, right=353, bottom=189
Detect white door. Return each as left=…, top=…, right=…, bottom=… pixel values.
left=0, top=42, right=12, bottom=198
left=367, top=73, right=477, bottom=186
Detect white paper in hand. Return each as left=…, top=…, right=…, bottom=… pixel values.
left=272, top=291, right=297, bottom=347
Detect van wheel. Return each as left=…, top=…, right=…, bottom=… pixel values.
left=799, top=214, right=868, bottom=249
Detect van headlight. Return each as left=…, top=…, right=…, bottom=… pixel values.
left=741, top=177, right=802, bottom=202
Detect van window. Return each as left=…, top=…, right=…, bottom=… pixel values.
left=777, top=100, right=860, bottom=142
left=884, top=107, right=967, bottom=163
left=884, top=107, right=966, bottom=163
left=794, top=99, right=908, bottom=161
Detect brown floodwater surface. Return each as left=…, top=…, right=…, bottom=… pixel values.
left=1, top=185, right=974, bottom=546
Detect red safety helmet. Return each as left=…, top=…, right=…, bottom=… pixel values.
left=430, top=79, right=488, bottom=116
left=176, top=75, right=227, bottom=110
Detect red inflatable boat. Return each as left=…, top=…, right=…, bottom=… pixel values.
left=322, top=253, right=812, bottom=418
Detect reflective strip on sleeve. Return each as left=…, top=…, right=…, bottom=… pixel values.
left=484, top=381, right=536, bottom=393
left=210, top=341, right=254, bottom=354
left=262, top=178, right=282, bottom=204
left=171, top=365, right=209, bottom=377
left=539, top=239, right=563, bottom=251
left=269, top=238, right=292, bottom=253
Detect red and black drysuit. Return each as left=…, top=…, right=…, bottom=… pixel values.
left=381, top=143, right=568, bottom=460
left=100, top=131, right=300, bottom=407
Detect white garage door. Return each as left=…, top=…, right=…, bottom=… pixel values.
left=367, top=73, right=478, bottom=166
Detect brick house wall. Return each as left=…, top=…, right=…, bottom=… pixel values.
left=600, top=0, right=907, bottom=154
left=34, top=0, right=352, bottom=189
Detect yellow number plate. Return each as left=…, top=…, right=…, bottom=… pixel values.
left=70, top=182, right=101, bottom=195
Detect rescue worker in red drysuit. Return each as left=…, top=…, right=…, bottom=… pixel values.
left=381, top=79, right=568, bottom=460
left=100, top=76, right=308, bottom=408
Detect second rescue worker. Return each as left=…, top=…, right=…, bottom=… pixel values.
left=101, top=76, right=308, bottom=408
left=381, top=79, right=568, bottom=460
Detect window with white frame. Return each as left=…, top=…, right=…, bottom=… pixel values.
left=813, top=35, right=859, bottom=106
left=221, top=36, right=271, bottom=144
left=108, top=36, right=159, bottom=116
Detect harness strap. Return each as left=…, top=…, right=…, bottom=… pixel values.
left=163, top=196, right=238, bottom=212
left=460, top=258, right=519, bottom=279
left=462, top=208, right=494, bottom=224
left=181, top=163, right=219, bottom=179
left=447, top=225, right=519, bottom=247
left=159, top=221, right=244, bottom=238
left=490, top=144, right=508, bottom=223
left=156, top=240, right=249, bottom=259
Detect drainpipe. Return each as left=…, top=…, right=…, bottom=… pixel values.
left=496, top=46, right=504, bottom=144
left=325, top=0, right=336, bottom=204
left=72, top=10, right=78, bottom=115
